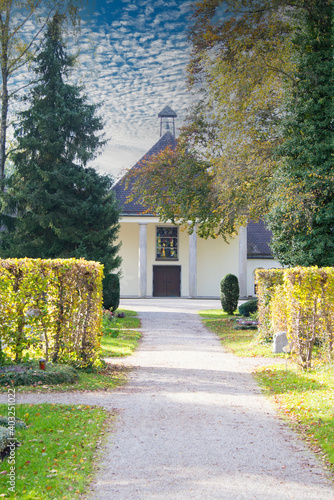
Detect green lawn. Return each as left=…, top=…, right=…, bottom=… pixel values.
left=109, top=309, right=140, bottom=330
left=254, top=364, right=334, bottom=472
left=100, top=308, right=141, bottom=357
left=0, top=403, right=112, bottom=499
left=200, top=308, right=334, bottom=475
left=100, top=330, right=141, bottom=357
left=199, top=309, right=283, bottom=358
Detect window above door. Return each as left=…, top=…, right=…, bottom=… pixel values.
left=156, top=227, right=178, bottom=260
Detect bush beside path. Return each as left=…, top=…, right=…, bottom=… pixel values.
left=1, top=299, right=333, bottom=499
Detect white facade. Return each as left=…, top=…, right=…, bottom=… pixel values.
left=117, top=216, right=244, bottom=298
left=246, top=258, right=283, bottom=297
left=117, top=217, right=283, bottom=299
left=114, top=114, right=283, bottom=299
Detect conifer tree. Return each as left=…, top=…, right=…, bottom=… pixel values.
left=0, top=15, right=121, bottom=305
left=266, top=0, right=334, bottom=266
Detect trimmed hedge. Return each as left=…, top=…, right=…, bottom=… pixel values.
left=256, top=267, right=334, bottom=369
left=255, top=269, right=284, bottom=341
left=0, top=258, right=103, bottom=368
left=220, top=274, right=239, bottom=315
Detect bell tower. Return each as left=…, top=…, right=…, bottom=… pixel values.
left=158, top=106, right=177, bottom=137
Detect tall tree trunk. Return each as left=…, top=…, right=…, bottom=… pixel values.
left=0, top=69, right=9, bottom=182
left=0, top=0, right=12, bottom=183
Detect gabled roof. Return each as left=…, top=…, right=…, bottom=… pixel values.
left=114, top=131, right=177, bottom=215
left=114, top=129, right=274, bottom=257
left=158, top=106, right=177, bottom=118
left=247, top=220, right=273, bottom=258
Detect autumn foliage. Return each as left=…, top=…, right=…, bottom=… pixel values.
left=0, top=258, right=103, bottom=368
left=256, top=267, right=334, bottom=370
left=129, top=1, right=297, bottom=238
left=126, top=142, right=224, bottom=238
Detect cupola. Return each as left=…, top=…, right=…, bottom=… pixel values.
left=158, top=106, right=177, bottom=137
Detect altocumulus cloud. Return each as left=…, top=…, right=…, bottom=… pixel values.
left=6, top=0, right=194, bottom=179
left=76, top=0, right=194, bottom=178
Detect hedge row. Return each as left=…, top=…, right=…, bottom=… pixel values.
left=0, top=258, right=103, bottom=368
left=255, top=267, right=334, bottom=369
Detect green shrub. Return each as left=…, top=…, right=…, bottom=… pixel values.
left=239, top=299, right=258, bottom=317
left=103, top=273, right=120, bottom=311
left=0, top=416, right=26, bottom=428
left=0, top=362, right=78, bottom=387
left=220, top=274, right=239, bottom=315
left=0, top=426, right=19, bottom=455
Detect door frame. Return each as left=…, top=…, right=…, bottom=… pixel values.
left=152, top=265, right=181, bottom=297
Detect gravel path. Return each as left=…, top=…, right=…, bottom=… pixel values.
left=3, top=299, right=334, bottom=499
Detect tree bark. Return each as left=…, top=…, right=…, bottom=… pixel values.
left=0, top=0, right=11, bottom=183
left=0, top=70, right=9, bottom=182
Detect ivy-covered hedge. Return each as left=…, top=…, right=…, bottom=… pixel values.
left=256, top=267, right=334, bottom=369
left=0, top=258, right=103, bottom=368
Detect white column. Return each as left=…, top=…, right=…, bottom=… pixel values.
left=238, top=225, right=247, bottom=298
left=138, top=223, right=147, bottom=298
left=189, top=228, right=197, bottom=298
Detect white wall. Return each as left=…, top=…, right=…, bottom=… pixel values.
left=118, top=218, right=246, bottom=298
left=117, top=222, right=139, bottom=296
left=197, top=234, right=240, bottom=297
left=246, top=258, right=283, bottom=297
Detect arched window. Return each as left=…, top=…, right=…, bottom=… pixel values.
left=253, top=267, right=264, bottom=295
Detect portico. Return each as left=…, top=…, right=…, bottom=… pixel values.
left=117, top=216, right=241, bottom=298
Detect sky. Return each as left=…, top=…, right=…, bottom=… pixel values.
left=74, top=0, right=194, bottom=180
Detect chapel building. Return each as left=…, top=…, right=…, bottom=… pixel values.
left=114, top=107, right=282, bottom=299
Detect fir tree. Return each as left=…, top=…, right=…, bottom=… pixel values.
left=0, top=15, right=121, bottom=305
left=266, top=1, right=334, bottom=266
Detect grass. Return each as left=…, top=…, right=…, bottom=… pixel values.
left=254, top=364, right=334, bottom=472
left=0, top=364, right=129, bottom=394
left=201, top=310, right=334, bottom=475
left=110, top=309, right=140, bottom=330
left=199, top=309, right=283, bottom=358
left=100, top=331, right=141, bottom=357
left=0, top=403, right=113, bottom=499
left=100, top=308, right=141, bottom=357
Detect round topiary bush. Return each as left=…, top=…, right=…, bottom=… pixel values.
left=238, top=298, right=258, bottom=317
left=220, top=274, right=239, bottom=315
left=0, top=362, right=78, bottom=387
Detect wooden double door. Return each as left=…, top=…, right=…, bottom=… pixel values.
left=153, top=266, right=181, bottom=297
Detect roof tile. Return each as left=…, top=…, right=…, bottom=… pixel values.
left=247, top=220, right=273, bottom=258
left=114, top=131, right=177, bottom=215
